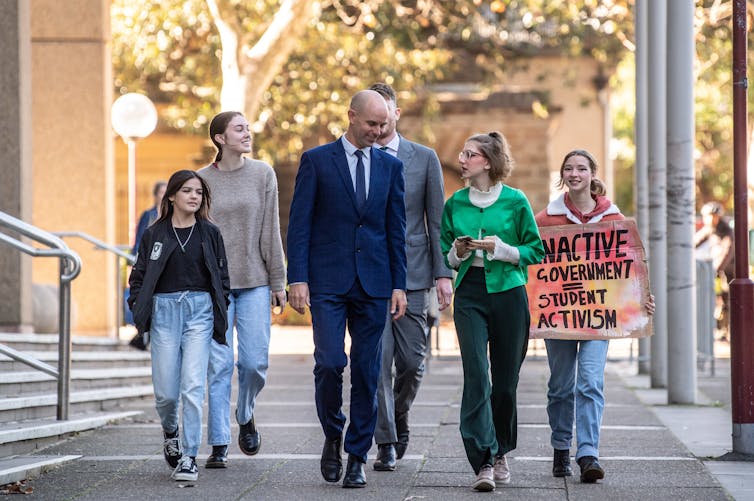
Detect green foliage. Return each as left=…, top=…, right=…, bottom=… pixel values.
left=112, top=0, right=222, bottom=131
left=112, top=0, right=634, bottom=165
left=610, top=0, right=754, bottom=215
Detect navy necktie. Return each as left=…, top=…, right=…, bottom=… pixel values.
left=355, top=150, right=366, bottom=209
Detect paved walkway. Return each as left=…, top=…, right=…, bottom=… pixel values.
left=11, top=326, right=754, bottom=500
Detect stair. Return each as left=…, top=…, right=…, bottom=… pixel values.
left=0, top=333, right=152, bottom=460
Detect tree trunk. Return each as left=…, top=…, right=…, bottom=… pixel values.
left=207, top=0, right=321, bottom=121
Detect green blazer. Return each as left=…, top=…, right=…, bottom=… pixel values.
left=440, top=185, right=544, bottom=293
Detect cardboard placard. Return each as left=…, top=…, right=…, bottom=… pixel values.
left=527, top=219, right=653, bottom=340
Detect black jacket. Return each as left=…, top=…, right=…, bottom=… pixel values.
left=128, top=218, right=230, bottom=345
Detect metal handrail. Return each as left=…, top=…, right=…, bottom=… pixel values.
left=0, top=211, right=82, bottom=420
left=53, top=231, right=135, bottom=266
left=53, top=232, right=135, bottom=330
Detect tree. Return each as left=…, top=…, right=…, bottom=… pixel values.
left=611, top=0, right=754, bottom=217
left=112, top=0, right=633, bottom=164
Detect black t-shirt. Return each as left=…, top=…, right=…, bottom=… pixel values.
left=154, top=225, right=212, bottom=293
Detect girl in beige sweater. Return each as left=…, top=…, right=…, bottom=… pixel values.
left=198, top=111, right=286, bottom=468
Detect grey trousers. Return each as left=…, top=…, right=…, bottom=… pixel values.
left=374, top=289, right=429, bottom=444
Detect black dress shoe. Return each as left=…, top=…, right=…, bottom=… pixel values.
left=578, top=456, right=605, bottom=483
left=205, top=445, right=229, bottom=468
left=395, top=413, right=410, bottom=459
left=238, top=417, right=261, bottom=455
left=342, top=454, right=366, bottom=488
left=320, top=436, right=343, bottom=483
left=552, top=449, right=572, bottom=477
left=373, top=443, right=397, bottom=471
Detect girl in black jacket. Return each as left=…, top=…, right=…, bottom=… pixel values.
left=128, top=170, right=230, bottom=483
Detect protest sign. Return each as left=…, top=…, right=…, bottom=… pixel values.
left=527, top=219, right=653, bottom=340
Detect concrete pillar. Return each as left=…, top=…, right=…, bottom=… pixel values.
left=666, top=0, right=697, bottom=404
left=634, top=0, right=651, bottom=374
left=0, top=0, right=33, bottom=332
left=30, top=0, right=116, bottom=335
left=648, top=0, right=668, bottom=388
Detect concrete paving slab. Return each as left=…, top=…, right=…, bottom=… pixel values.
left=4, top=350, right=737, bottom=500
left=704, top=460, right=754, bottom=501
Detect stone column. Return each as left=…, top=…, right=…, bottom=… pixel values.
left=0, top=0, right=33, bottom=332
left=31, top=0, right=116, bottom=335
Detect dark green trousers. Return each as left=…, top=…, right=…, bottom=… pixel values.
left=453, top=267, right=530, bottom=474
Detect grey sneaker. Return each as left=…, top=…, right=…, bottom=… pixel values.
left=171, top=456, right=198, bottom=482
left=162, top=430, right=181, bottom=468
left=493, top=454, right=511, bottom=484
left=471, top=464, right=495, bottom=492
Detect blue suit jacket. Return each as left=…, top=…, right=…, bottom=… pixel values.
left=287, top=138, right=407, bottom=298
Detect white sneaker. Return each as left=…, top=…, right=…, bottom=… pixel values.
left=171, top=456, right=198, bottom=482
left=471, top=464, right=495, bottom=492
left=494, top=454, right=511, bottom=484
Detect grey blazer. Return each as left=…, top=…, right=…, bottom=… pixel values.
left=397, top=136, right=453, bottom=291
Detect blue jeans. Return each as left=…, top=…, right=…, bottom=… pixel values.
left=150, top=291, right=213, bottom=458
left=207, top=286, right=271, bottom=445
left=545, top=339, right=609, bottom=461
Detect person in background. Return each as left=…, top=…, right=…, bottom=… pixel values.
left=694, top=201, right=734, bottom=340
left=287, top=90, right=407, bottom=488
left=368, top=83, right=454, bottom=473
left=440, top=131, right=544, bottom=492
left=535, top=149, right=655, bottom=484
left=128, top=169, right=230, bottom=483
left=132, top=180, right=167, bottom=255
left=198, top=111, right=287, bottom=469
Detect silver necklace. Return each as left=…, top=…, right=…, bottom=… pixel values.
left=172, top=223, right=195, bottom=253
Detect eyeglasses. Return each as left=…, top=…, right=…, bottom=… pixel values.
left=458, top=150, right=483, bottom=161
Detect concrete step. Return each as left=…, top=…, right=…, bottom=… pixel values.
left=0, top=385, right=153, bottom=424
left=1, top=367, right=153, bottom=395
left=0, top=333, right=131, bottom=352
left=0, top=350, right=151, bottom=372
left=0, top=410, right=142, bottom=478
left=0, top=455, right=80, bottom=487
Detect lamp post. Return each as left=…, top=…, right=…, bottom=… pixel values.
left=110, top=93, right=158, bottom=246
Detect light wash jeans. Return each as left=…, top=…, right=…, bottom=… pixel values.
left=150, top=291, right=213, bottom=458
left=545, top=339, right=609, bottom=461
left=207, top=286, right=271, bottom=445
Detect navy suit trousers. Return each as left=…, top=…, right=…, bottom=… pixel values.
left=310, top=278, right=388, bottom=463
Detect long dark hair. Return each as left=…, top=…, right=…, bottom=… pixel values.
left=209, top=111, right=244, bottom=162
left=157, top=170, right=212, bottom=223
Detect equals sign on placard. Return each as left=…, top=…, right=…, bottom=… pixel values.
left=562, top=282, right=583, bottom=291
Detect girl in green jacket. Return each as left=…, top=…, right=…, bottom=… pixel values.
left=440, top=131, right=544, bottom=492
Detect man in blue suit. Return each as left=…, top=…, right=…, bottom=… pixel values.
left=287, top=90, right=407, bottom=488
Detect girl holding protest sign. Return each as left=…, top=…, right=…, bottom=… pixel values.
left=535, top=149, right=654, bottom=483
left=441, top=132, right=544, bottom=492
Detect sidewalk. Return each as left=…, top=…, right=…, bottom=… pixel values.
left=7, top=326, right=752, bottom=500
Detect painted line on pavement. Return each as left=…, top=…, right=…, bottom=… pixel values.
left=109, top=423, right=665, bottom=431
left=78, top=454, right=696, bottom=462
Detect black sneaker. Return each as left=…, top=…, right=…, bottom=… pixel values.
left=171, top=456, right=198, bottom=482
left=578, top=456, right=605, bottom=483
left=163, top=429, right=182, bottom=468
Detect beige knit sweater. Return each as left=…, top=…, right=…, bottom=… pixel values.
left=198, top=158, right=286, bottom=292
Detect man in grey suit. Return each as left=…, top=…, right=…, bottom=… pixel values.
left=369, top=83, right=454, bottom=471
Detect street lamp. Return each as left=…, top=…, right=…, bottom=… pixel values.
left=111, top=93, right=158, bottom=246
